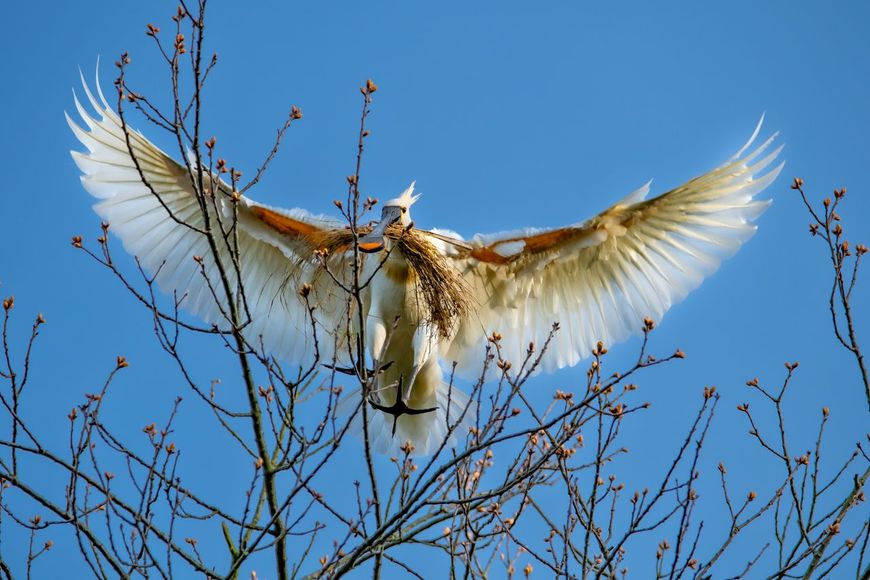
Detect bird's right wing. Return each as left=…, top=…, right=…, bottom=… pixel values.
left=68, top=76, right=354, bottom=370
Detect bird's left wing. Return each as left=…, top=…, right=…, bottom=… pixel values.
left=440, top=126, right=783, bottom=375
left=67, top=76, right=354, bottom=370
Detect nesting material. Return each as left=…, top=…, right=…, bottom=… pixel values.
left=309, top=225, right=473, bottom=338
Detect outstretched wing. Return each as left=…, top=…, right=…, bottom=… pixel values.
left=441, top=123, right=783, bottom=374
left=67, top=75, right=352, bottom=370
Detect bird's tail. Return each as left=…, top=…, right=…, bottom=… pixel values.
left=338, top=380, right=475, bottom=456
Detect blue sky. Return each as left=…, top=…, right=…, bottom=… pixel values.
left=1, top=1, right=868, bottom=577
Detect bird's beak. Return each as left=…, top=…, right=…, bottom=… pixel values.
left=358, top=206, right=402, bottom=253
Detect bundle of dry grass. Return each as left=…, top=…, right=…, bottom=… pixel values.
left=311, top=226, right=473, bottom=338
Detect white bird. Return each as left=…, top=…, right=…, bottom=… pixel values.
left=68, top=77, right=783, bottom=455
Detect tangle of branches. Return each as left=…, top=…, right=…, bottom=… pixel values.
left=0, top=3, right=866, bottom=578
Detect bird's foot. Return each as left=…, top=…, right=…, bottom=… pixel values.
left=323, top=360, right=394, bottom=377
left=367, top=375, right=437, bottom=436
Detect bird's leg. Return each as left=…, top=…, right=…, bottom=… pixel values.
left=324, top=316, right=394, bottom=377
left=368, top=375, right=438, bottom=435
left=356, top=314, right=393, bottom=380
left=402, top=323, right=436, bottom=403
left=367, top=324, right=439, bottom=434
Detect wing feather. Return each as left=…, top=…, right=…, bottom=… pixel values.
left=69, top=75, right=351, bottom=369
left=442, top=123, right=783, bottom=374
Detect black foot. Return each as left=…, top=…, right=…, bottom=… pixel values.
left=323, top=360, right=394, bottom=377
left=368, top=375, right=437, bottom=436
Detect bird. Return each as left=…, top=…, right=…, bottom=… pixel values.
left=68, top=75, right=783, bottom=455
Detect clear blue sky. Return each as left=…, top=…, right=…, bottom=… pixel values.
left=1, top=1, right=868, bottom=577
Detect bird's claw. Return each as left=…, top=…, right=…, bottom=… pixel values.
left=323, top=360, right=394, bottom=377
left=367, top=375, right=437, bottom=436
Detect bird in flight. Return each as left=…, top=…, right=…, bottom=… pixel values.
left=69, top=76, right=782, bottom=455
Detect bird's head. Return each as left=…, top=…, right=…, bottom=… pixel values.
left=358, top=182, right=420, bottom=253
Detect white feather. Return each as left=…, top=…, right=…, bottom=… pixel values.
left=68, top=74, right=352, bottom=370
left=443, top=122, right=783, bottom=376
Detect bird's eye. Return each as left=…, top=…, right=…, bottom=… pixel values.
left=401, top=207, right=407, bottom=214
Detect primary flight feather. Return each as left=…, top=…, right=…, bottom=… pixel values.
left=68, top=75, right=782, bottom=455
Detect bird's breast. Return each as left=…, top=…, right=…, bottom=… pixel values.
left=383, top=259, right=413, bottom=284
left=364, top=254, right=425, bottom=326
